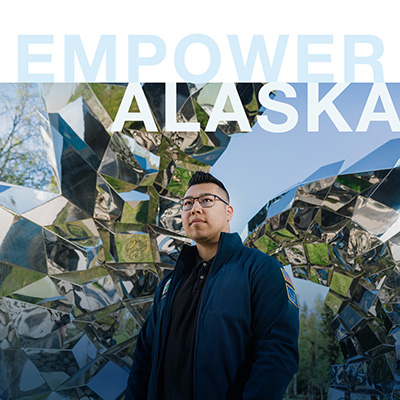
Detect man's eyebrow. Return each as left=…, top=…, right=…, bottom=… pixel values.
left=182, top=193, right=212, bottom=199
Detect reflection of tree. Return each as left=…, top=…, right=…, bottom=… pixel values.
left=0, top=83, right=55, bottom=191
left=286, top=298, right=344, bottom=400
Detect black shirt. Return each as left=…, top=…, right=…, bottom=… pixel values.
left=159, top=254, right=213, bottom=400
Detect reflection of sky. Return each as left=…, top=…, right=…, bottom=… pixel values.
left=41, top=83, right=80, bottom=113
left=212, top=83, right=400, bottom=234
left=87, top=361, right=129, bottom=400
left=212, top=83, right=400, bottom=307
left=119, top=190, right=150, bottom=202
left=0, top=184, right=57, bottom=214
left=125, top=135, right=160, bottom=171
left=0, top=84, right=58, bottom=193
left=19, top=358, right=48, bottom=391
left=0, top=84, right=46, bottom=137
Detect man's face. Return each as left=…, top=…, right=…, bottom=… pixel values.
left=181, top=182, right=233, bottom=245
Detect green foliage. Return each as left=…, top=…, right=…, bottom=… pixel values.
left=0, top=83, right=56, bottom=192
left=0, top=264, right=45, bottom=296
left=335, top=174, right=372, bottom=193
left=330, top=271, right=353, bottom=297
left=254, top=235, right=279, bottom=253
left=167, top=167, right=194, bottom=197
left=193, top=99, right=209, bottom=131
left=122, top=201, right=150, bottom=224
left=89, top=83, right=130, bottom=120
left=305, top=243, right=330, bottom=265
left=287, top=297, right=344, bottom=400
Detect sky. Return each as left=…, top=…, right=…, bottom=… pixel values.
left=212, top=83, right=400, bottom=234
left=211, top=83, right=400, bottom=307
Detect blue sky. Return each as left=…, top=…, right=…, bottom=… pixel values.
left=211, top=83, right=400, bottom=307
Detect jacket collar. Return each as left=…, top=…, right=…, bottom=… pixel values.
left=175, top=232, right=243, bottom=277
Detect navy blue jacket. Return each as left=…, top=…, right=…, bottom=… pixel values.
left=125, top=232, right=299, bottom=400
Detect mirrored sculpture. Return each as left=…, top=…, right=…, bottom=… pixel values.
left=245, top=169, right=400, bottom=399
left=2, top=82, right=399, bottom=400
left=0, top=82, right=263, bottom=399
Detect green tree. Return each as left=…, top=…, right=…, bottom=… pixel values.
left=297, top=303, right=320, bottom=399
left=319, top=302, right=344, bottom=366
left=0, top=83, right=56, bottom=191
left=291, top=297, right=344, bottom=400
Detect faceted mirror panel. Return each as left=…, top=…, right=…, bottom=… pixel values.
left=0, top=82, right=263, bottom=399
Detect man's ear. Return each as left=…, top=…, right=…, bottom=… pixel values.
left=226, top=205, right=234, bottom=222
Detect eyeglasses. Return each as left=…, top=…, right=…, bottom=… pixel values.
left=180, top=193, right=229, bottom=211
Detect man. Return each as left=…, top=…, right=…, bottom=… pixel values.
left=125, top=171, right=299, bottom=400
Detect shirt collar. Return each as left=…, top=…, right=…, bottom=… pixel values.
left=194, top=251, right=214, bottom=269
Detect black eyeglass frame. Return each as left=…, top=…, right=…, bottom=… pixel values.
left=180, top=193, right=229, bottom=211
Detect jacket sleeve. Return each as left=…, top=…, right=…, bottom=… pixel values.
left=124, top=273, right=171, bottom=400
left=243, top=255, right=300, bottom=400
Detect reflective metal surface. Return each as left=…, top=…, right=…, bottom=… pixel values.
left=245, top=169, right=400, bottom=400
left=2, top=82, right=399, bottom=399
left=0, top=83, right=260, bottom=399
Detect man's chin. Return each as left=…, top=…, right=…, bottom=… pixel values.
left=191, top=234, right=208, bottom=242
left=189, top=232, right=211, bottom=243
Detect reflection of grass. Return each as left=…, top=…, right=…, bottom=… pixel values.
left=157, top=137, right=175, bottom=171
left=305, top=243, right=330, bottom=265
left=122, top=201, right=149, bottom=224
left=336, top=175, right=372, bottom=193
left=115, top=234, right=153, bottom=263
left=102, top=175, right=137, bottom=193
left=199, top=130, right=212, bottom=146
left=113, top=311, right=140, bottom=344
left=148, top=186, right=158, bottom=225
left=272, top=229, right=297, bottom=243
left=274, top=252, right=289, bottom=266
left=194, top=145, right=215, bottom=155
left=167, top=168, right=194, bottom=197
left=53, top=266, right=109, bottom=285
left=325, top=291, right=343, bottom=313
left=0, top=266, right=44, bottom=296
left=193, top=99, right=209, bottom=131
left=68, top=83, right=92, bottom=103
left=254, top=235, right=278, bottom=253
left=330, top=271, right=353, bottom=297
left=243, top=89, right=259, bottom=121
left=92, top=302, right=121, bottom=319
left=49, top=202, right=85, bottom=225
left=90, top=84, right=139, bottom=121
left=310, top=268, right=319, bottom=284
left=9, top=294, right=41, bottom=304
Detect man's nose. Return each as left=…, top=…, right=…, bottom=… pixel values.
left=191, top=198, right=203, bottom=213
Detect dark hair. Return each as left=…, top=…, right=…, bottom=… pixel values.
left=188, top=171, right=230, bottom=203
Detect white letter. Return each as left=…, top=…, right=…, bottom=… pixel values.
left=175, top=34, right=220, bottom=83
left=65, top=35, right=116, bottom=81
left=344, top=35, right=384, bottom=82
left=205, top=83, right=251, bottom=132
left=357, top=83, right=400, bottom=132
left=258, top=83, right=298, bottom=133
left=18, top=35, right=54, bottom=81
left=111, top=83, right=157, bottom=132
left=228, top=35, right=288, bottom=81
left=298, top=35, right=333, bottom=82
left=308, top=83, right=351, bottom=132
left=129, top=35, right=166, bottom=81
left=165, top=83, right=200, bottom=132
